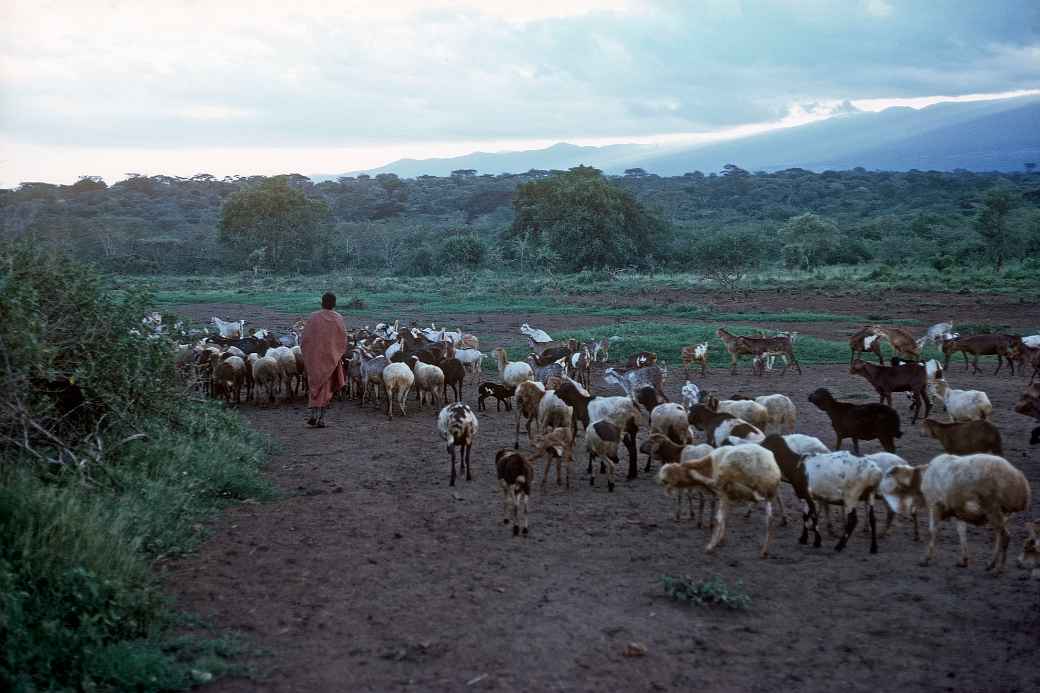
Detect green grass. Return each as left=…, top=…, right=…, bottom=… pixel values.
left=661, top=574, right=751, bottom=610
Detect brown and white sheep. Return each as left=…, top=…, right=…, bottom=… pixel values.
left=496, top=449, right=533, bottom=536
left=438, top=402, right=479, bottom=486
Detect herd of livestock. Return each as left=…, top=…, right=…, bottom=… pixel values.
left=174, top=314, right=1040, bottom=578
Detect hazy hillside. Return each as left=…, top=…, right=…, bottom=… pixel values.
left=326, top=96, right=1040, bottom=179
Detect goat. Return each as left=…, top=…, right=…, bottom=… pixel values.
left=211, top=317, right=246, bottom=339
left=382, top=362, right=414, bottom=420
left=808, top=387, right=902, bottom=454
left=716, top=327, right=801, bottom=376
left=603, top=366, right=668, bottom=415
left=478, top=382, right=515, bottom=412
left=531, top=426, right=575, bottom=489
left=555, top=376, right=641, bottom=478
left=585, top=420, right=623, bottom=491
left=438, top=403, right=478, bottom=486
left=494, top=347, right=534, bottom=386
left=514, top=380, right=547, bottom=449
left=921, top=418, right=1003, bottom=456
left=929, top=380, right=992, bottom=422
left=849, top=326, right=884, bottom=366
left=759, top=435, right=822, bottom=545
left=409, top=356, right=444, bottom=409
left=942, top=333, right=1022, bottom=375
left=680, top=343, right=709, bottom=376
left=850, top=358, right=930, bottom=423
left=644, top=402, right=690, bottom=472
left=803, top=451, right=884, bottom=553
left=870, top=325, right=921, bottom=361
left=496, top=450, right=533, bottom=536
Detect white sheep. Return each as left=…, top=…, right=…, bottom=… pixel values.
left=684, top=444, right=782, bottom=558
left=438, top=402, right=479, bottom=486
left=514, top=380, right=547, bottom=448
left=646, top=402, right=691, bottom=471
left=803, top=451, right=884, bottom=553
left=494, top=347, right=534, bottom=387
left=782, top=433, right=829, bottom=456
left=653, top=442, right=717, bottom=525
left=211, top=317, right=245, bottom=339
left=250, top=354, right=281, bottom=404
left=930, top=380, right=992, bottom=422
left=214, top=355, right=246, bottom=404
left=717, top=399, right=770, bottom=430
left=382, top=362, right=415, bottom=420
left=713, top=417, right=765, bottom=446
left=585, top=420, right=623, bottom=492
left=453, top=347, right=484, bottom=386
left=537, top=390, right=573, bottom=433
left=269, top=346, right=299, bottom=401
left=410, top=358, right=445, bottom=408
left=754, top=394, right=797, bottom=433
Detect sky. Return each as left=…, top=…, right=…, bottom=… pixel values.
left=1, top=0, right=1038, bottom=188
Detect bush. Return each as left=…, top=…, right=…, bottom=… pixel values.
left=0, top=243, right=273, bottom=690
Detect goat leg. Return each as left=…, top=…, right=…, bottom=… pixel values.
left=835, top=507, right=857, bottom=552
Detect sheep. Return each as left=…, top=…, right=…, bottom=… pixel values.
left=554, top=376, right=641, bottom=476
left=477, top=382, right=515, bottom=412
left=291, top=345, right=307, bottom=394
left=1017, top=520, right=1040, bottom=579
left=754, top=394, right=797, bottom=433
left=214, top=355, right=246, bottom=405
left=716, top=399, right=770, bottom=431
left=531, top=426, right=575, bottom=489
left=681, top=343, right=709, bottom=376
left=849, top=326, right=884, bottom=366
left=656, top=455, right=716, bottom=526
left=537, top=390, right=573, bottom=433
left=453, top=347, right=484, bottom=385
left=380, top=362, right=414, bottom=420
left=495, top=449, right=533, bottom=536
left=808, top=388, right=902, bottom=454
left=802, top=451, right=884, bottom=553
left=644, top=402, right=691, bottom=472
left=358, top=350, right=389, bottom=408
left=922, top=418, right=1004, bottom=456
left=270, top=346, right=299, bottom=401
left=881, top=454, right=1031, bottom=573
left=850, top=358, right=931, bottom=423
left=863, top=451, right=917, bottom=540
left=438, top=402, right=478, bottom=486
left=644, top=436, right=716, bottom=523
left=682, top=444, right=782, bottom=558
left=513, top=380, right=547, bottom=449
left=687, top=404, right=763, bottom=447
left=409, top=356, right=444, bottom=409
left=494, top=347, right=534, bottom=387
left=250, top=354, right=281, bottom=404
left=758, top=435, right=822, bottom=545
left=929, top=380, right=992, bottom=422
left=783, top=433, right=830, bottom=457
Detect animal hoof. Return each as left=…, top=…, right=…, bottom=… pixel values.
left=503, top=519, right=510, bottom=525
left=608, top=482, right=615, bottom=492
left=522, top=527, right=528, bottom=536
left=870, top=545, right=878, bottom=554
left=798, top=535, right=808, bottom=545
left=512, top=525, right=519, bottom=536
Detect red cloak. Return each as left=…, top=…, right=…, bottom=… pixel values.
left=300, top=309, right=347, bottom=408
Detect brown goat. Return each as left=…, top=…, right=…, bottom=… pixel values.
left=849, top=326, right=884, bottom=366
left=921, top=418, right=1003, bottom=456
left=759, top=434, right=822, bottom=546
left=942, top=333, right=1022, bottom=375
left=871, top=326, right=921, bottom=360
left=850, top=358, right=931, bottom=423
left=808, top=388, right=902, bottom=454
left=716, top=327, right=801, bottom=376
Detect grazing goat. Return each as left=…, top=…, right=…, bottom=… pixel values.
left=808, top=388, right=901, bottom=454
left=496, top=450, right=532, bottom=536
left=494, top=347, right=534, bottom=386
left=803, top=451, right=884, bottom=553
left=882, top=454, right=1030, bottom=573
left=849, top=326, right=884, bottom=365
left=438, top=403, right=478, bottom=486
left=850, top=358, right=930, bottom=423
left=942, top=333, right=1022, bottom=375
left=681, top=343, right=709, bottom=376
left=922, top=418, right=1003, bottom=456
left=716, top=327, right=801, bottom=376
left=929, top=380, right=992, bottom=422
left=683, top=445, right=782, bottom=557
left=478, top=382, right=514, bottom=412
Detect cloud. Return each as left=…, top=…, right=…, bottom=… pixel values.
left=1, top=0, right=1038, bottom=184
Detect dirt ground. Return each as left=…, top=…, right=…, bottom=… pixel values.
left=164, top=294, right=1040, bottom=692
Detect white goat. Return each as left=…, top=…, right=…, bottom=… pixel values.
left=211, top=317, right=245, bottom=339
left=931, top=380, right=992, bottom=421
left=803, top=451, right=884, bottom=553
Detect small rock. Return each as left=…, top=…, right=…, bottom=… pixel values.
left=623, top=642, right=647, bottom=658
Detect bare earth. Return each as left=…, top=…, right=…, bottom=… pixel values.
left=163, top=292, right=1040, bottom=693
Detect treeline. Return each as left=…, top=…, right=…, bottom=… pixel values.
left=2, top=165, right=1039, bottom=277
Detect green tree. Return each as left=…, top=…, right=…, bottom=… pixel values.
left=780, top=212, right=841, bottom=269
left=439, top=233, right=485, bottom=270
left=508, top=166, right=671, bottom=271
left=975, top=188, right=1013, bottom=268
left=219, top=178, right=331, bottom=271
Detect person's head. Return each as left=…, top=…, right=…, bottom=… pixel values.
left=321, top=292, right=336, bottom=310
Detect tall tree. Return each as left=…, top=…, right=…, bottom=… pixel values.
left=219, top=178, right=331, bottom=271
left=509, top=166, right=671, bottom=271
left=975, top=188, right=1013, bottom=269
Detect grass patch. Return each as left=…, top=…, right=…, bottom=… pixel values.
left=661, top=575, right=751, bottom=610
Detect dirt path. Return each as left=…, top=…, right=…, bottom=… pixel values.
left=164, top=356, right=1040, bottom=692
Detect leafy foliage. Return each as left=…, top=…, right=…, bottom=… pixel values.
left=0, top=243, right=273, bottom=691
left=661, top=574, right=751, bottom=610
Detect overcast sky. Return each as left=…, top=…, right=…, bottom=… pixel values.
left=1, top=0, right=1038, bottom=187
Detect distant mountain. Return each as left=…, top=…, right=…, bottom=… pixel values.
left=315, top=95, right=1040, bottom=180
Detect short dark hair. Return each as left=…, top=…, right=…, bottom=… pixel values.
left=321, top=292, right=336, bottom=309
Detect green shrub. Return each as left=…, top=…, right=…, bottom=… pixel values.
left=661, top=575, right=751, bottom=610
left=0, top=243, right=273, bottom=691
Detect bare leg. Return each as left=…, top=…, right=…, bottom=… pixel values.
left=761, top=499, right=774, bottom=558
left=922, top=506, right=939, bottom=566
left=956, top=520, right=969, bottom=567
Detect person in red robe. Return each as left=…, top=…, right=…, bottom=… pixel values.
left=300, top=292, right=348, bottom=428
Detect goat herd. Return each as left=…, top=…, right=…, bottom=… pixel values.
left=178, top=315, right=1040, bottom=579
